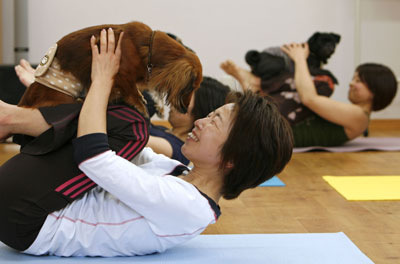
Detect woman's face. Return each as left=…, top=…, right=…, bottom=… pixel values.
left=348, top=72, right=373, bottom=105
left=181, top=103, right=235, bottom=167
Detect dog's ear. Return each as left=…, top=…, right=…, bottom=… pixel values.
left=330, top=33, right=341, bottom=44
left=169, top=57, right=202, bottom=114
left=176, top=76, right=196, bottom=114
left=148, top=55, right=202, bottom=114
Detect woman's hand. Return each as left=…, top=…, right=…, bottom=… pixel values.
left=77, top=28, right=124, bottom=137
left=90, top=28, right=124, bottom=93
left=280, top=42, right=309, bottom=64
left=280, top=42, right=316, bottom=108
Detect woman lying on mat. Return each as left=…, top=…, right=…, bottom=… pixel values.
left=221, top=43, right=398, bottom=147
left=15, top=61, right=230, bottom=166
left=0, top=29, right=293, bottom=257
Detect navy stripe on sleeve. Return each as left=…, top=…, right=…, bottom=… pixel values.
left=196, top=189, right=221, bottom=219
left=73, top=133, right=110, bottom=165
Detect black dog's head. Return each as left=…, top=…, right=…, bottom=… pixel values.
left=307, top=32, right=341, bottom=64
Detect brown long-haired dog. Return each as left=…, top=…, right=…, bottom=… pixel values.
left=18, top=21, right=203, bottom=116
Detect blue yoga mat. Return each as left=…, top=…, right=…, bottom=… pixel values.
left=259, top=175, right=285, bottom=187
left=0, top=232, right=373, bottom=263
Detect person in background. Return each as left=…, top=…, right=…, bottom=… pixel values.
left=221, top=43, right=397, bottom=147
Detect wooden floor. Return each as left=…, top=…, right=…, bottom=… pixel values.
left=1, top=119, right=399, bottom=263
left=204, top=119, right=400, bottom=264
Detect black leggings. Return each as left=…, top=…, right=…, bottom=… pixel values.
left=0, top=142, right=95, bottom=251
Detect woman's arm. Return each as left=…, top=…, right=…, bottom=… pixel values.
left=146, top=135, right=174, bottom=158
left=281, top=43, right=368, bottom=138
left=73, top=30, right=213, bottom=234
left=77, top=28, right=123, bottom=137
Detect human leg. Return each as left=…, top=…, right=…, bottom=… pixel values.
left=220, top=60, right=262, bottom=93
left=0, top=105, right=82, bottom=250
left=0, top=100, right=51, bottom=141
left=0, top=142, right=96, bottom=251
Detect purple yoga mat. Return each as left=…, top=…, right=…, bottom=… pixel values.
left=294, top=137, right=400, bottom=153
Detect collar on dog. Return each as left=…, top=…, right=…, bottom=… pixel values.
left=34, top=43, right=84, bottom=99
left=146, top=31, right=156, bottom=82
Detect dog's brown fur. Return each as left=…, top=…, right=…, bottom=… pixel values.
left=18, top=21, right=203, bottom=116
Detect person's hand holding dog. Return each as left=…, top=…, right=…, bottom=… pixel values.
left=280, top=43, right=309, bottom=64
left=77, top=28, right=124, bottom=137
left=280, top=42, right=316, bottom=109
left=90, top=28, right=124, bottom=96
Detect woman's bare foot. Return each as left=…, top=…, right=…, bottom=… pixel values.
left=220, top=60, right=261, bottom=93
left=15, top=59, right=35, bottom=87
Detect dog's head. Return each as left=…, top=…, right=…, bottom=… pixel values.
left=146, top=31, right=202, bottom=114
left=307, top=32, right=341, bottom=64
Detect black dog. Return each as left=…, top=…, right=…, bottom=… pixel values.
left=245, top=32, right=341, bottom=83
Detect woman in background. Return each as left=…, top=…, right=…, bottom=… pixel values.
left=221, top=43, right=397, bottom=147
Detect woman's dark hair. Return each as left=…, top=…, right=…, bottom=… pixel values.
left=191, top=76, right=231, bottom=123
left=219, top=91, right=293, bottom=199
left=356, top=63, right=398, bottom=111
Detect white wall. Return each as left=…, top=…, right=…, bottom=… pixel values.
left=2, top=0, right=399, bottom=118
left=359, top=0, right=400, bottom=119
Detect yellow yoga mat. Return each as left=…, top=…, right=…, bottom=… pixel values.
left=323, top=176, right=400, bottom=201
